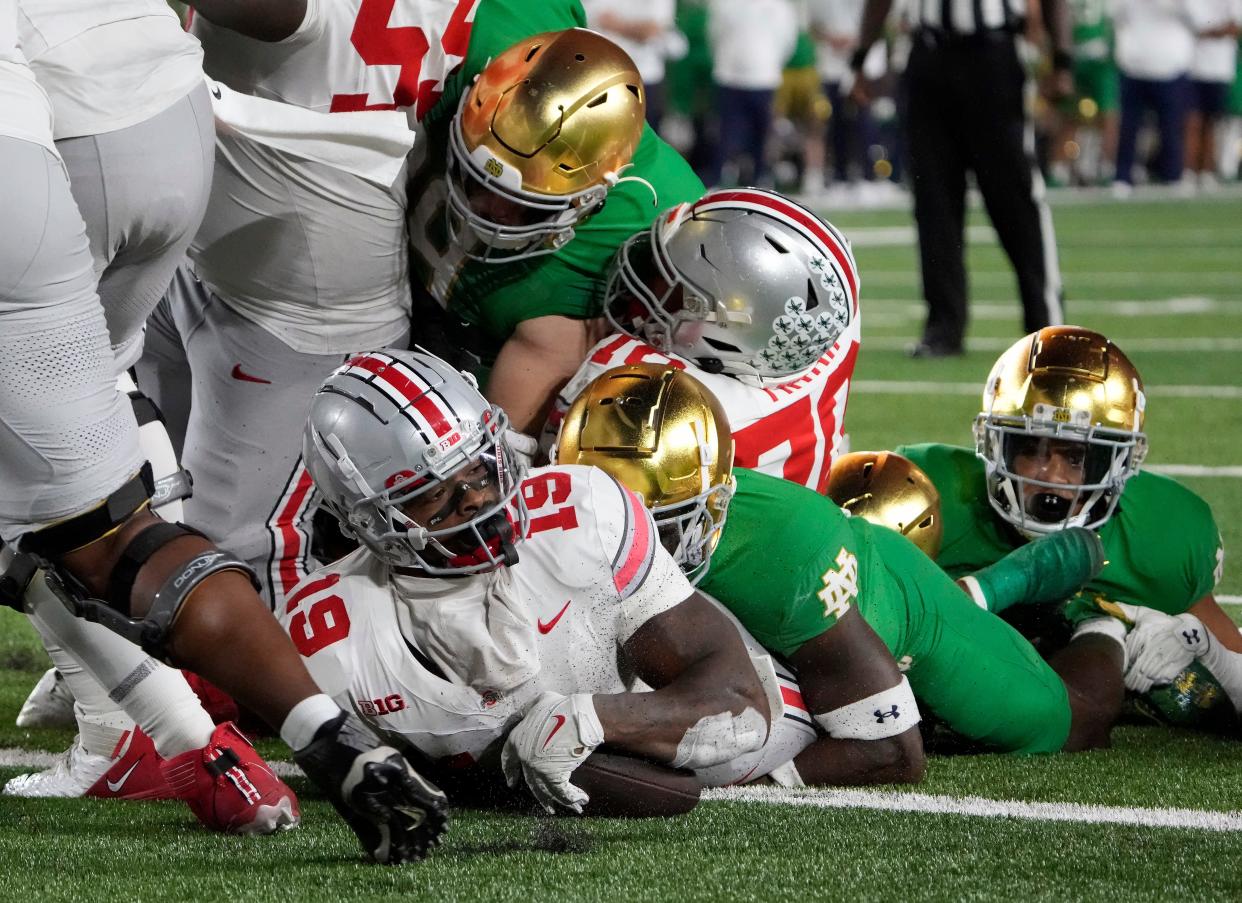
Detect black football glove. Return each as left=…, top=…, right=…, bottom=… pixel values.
left=293, top=712, right=448, bottom=864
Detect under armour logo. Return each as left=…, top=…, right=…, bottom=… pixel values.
left=1183, top=628, right=1201, bottom=645
left=874, top=705, right=901, bottom=723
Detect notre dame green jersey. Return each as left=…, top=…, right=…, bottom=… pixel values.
left=407, top=0, right=705, bottom=363
left=897, top=443, right=1225, bottom=627
left=700, top=468, right=1071, bottom=753
left=1069, top=0, right=1111, bottom=60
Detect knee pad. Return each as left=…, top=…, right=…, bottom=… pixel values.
left=42, top=520, right=258, bottom=658
left=15, top=471, right=255, bottom=657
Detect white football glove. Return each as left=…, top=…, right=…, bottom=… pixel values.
left=1124, top=612, right=1208, bottom=694
left=501, top=692, right=604, bottom=815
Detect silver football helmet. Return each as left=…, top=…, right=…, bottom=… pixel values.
left=303, top=349, right=528, bottom=575
left=604, top=188, right=860, bottom=385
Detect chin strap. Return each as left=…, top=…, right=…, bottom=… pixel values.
left=603, top=163, right=659, bottom=207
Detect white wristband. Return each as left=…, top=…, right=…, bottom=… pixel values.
left=1198, top=635, right=1242, bottom=714
left=814, top=675, right=920, bottom=740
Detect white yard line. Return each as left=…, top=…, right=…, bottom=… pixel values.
left=0, top=747, right=303, bottom=780
left=862, top=336, right=1242, bottom=353
left=852, top=380, right=1242, bottom=400
left=866, top=271, right=1242, bottom=288
left=863, top=297, right=1242, bottom=316
left=1146, top=465, right=1242, bottom=478
left=1219, top=596, right=1242, bottom=605
left=704, top=786, right=1242, bottom=832
left=4, top=746, right=1238, bottom=832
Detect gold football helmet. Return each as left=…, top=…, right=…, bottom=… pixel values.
left=974, top=326, right=1147, bottom=536
left=556, top=363, right=734, bottom=583
left=827, top=451, right=943, bottom=559
left=446, top=28, right=646, bottom=262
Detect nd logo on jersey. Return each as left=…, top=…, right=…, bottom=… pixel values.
left=817, top=547, right=858, bottom=619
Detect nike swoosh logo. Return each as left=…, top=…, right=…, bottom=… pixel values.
left=231, top=364, right=272, bottom=384
left=106, top=758, right=143, bottom=794
left=537, top=600, right=571, bottom=635
left=542, top=714, right=567, bottom=749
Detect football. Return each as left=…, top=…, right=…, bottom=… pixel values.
left=573, top=752, right=702, bottom=818
left=1131, top=661, right=1239, bottom=736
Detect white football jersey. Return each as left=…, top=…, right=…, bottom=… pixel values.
left=280, top=464, right=694, bottom=764
left=546, top=329, right=860, bottom=493
left=17, top=0, right=203, bottom=139
left=193, top=0, right=478, bottom=124
left=188, top=0, right=478, bottom=353
left=0, top=2, right=53, bottom=151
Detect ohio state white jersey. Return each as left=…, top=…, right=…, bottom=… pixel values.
left=280, top=464, right=694, bottom=764
left=0, top=3, right=53, bottom=151
left=189, top=0, right=477, bottom=353
left=17, top=0, right=203, bottom=139
left=193, top=0, right=478, bottom=124
left=547, top=330, right=860, bottom=493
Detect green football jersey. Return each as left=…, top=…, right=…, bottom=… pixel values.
left=1069, top=0, right=1111, bottom=61
left=897, top=443, right=1224, bottom=625
left=700, top=467, right=1072, bottom=754
left=701, top=467, right=881, bottom=658
left=407, top=0, right=705, bottom=363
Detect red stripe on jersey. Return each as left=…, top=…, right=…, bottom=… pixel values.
left=701, top=190, right=859, bottom=305
left=781, top=685, right=808, bottom=714
left=275, top=468, right=317, bottom=601
left=590, top=333, right=634, bottom=365
left=613, top=486, right=654, bottom=595
left=284, top=572, right=342, bottom=614
left=347, top=354, right=453, bottom=438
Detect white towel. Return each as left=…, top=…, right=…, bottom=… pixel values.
left=205, top=77, right=415, bottom=189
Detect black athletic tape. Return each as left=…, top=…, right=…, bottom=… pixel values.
left=128, top=392, right=163, bottom=428
left=206, top=747, right=242, bottom=776
left=18, top=463, right=155, bottom=559
left=106, top=521, right=205, bottom=615
left=0, top=551, right=38, bottom=612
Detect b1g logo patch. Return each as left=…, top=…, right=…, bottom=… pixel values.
left=358, top=694, right=407, bottom=717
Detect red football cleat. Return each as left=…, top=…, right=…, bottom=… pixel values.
left=86, top=727, right=174, bottom=800
left=160, top=722, right=300, bottom=835
left=4, top=727, right=173, bottom=800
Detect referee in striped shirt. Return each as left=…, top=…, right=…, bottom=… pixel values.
left=851, top=0, right=1072, bottom=357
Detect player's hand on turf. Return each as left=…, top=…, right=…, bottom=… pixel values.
left=1124, top=613, right=1207, bottom=694
left=293, top=712, right=448, bottom=863
left=502, top=692, right=604, bottom=815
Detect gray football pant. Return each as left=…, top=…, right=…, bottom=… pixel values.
left=57, top=81, right=215, bottom=372
left=0, top=138, right=141, bottom=538
left=138, top=266, right=410, bottom=608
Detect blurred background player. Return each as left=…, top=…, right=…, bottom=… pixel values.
left=703, top=0, right=798, bottom=187
left=1185, top=0, right=1241, bottom=190
left=807, top=0, right=888, bottom=199
left=560, top=364, right=1120, bottom=770
left=895, top=327, right=1238, bottom=734
left=407, top=13, right=705, bottom=444
left=0, top=0, right=447, bottom=861
left=849, top=0, right=1070, bottom=357
left=1047, top=0, right=1118, bottom=187
left=548, top=188, right=860, bottom=492
left=1110, top=0, right=1198, bottom=192
left=290, top=349, right=774, bottom=813
left=584, top=0, right=686, bottom=133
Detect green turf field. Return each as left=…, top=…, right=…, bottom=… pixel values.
left=2, top=194, right=1240, bottom=902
